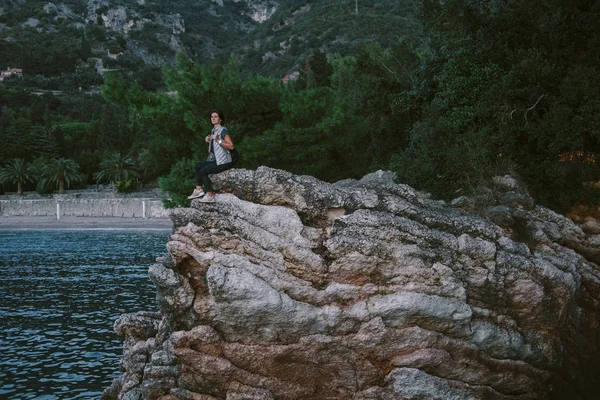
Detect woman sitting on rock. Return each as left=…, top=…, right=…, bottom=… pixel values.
left=187, top=110, right=235, bottom=203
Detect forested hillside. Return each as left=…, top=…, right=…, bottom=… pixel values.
left=1, top=0, right=599, bottom=213
left=0, top=0, right=421, bottom=79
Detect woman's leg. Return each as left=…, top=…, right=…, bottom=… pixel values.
left=189, top=161, right=215, bottom=199
left=199, top=162, right=233, bottom=194
left=195, top=161, right=212, bottom=188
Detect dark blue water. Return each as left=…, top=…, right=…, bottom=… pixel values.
left=0, top=230, right=171, bottom=399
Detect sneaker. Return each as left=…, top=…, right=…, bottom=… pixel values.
left=199, top=194, right=215, bottom=203
left=187, top=189, right=205, bottom=199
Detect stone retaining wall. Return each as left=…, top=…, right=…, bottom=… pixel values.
left=0, top=188, right=166, bottom=200
left=0, top=198, right=168, bottom=219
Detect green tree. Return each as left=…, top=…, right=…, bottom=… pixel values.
left=103, top=69, right=195, bottom=179
left=39, top=158, right=83, bottom=194
left=103, top=51, right=285, bottom=181
left=390, top=0, right=600, bottom=210
left=242, top=85, right=360, bottom=181
left=79, top=34, right=91, bottom=61
left=0, top=158, right=37, bottom=195
left=158, top=158, right=196, bottom=208
left=52, top=121, right=99, bottom=179
left=0, top=118, right=59, bottom=165
left=93, top=152, right=139, bottom=184
left=297, top=51, right=333, bottom=89
left=334, top=40, right=423, bottom=172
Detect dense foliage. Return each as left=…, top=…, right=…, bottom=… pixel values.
left=243, top=0, right=423, bottom=76
left=1, top=0, right=598, bottom=212
left=390, top=0, right=600, bottom=210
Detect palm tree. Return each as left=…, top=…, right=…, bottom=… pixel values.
left=0, top=158, right=37, bottom=195
left=93, top=152, right=138, bottom=184
left=39, top=158, right=83, bottom=194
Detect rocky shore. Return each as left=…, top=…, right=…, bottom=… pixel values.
left=103, top=167, right=600, bottom=399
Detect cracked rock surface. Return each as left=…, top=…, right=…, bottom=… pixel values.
left=103, top=167, right=600, bottom=400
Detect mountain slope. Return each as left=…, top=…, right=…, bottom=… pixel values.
left=0, top=0, right=423, bottom=80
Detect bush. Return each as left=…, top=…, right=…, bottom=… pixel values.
left=114, top=179, right=140, bottom=193
left=158, top=158, right=195, bottom=208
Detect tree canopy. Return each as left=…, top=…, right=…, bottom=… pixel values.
left=390, top=0, right=600, bottom=210
left=1, top=0, right=598, bottom=212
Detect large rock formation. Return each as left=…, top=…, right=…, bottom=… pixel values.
left=103, top=167, right=600, bottom=400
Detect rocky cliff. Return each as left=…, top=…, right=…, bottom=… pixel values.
left=103, top=167, right=600, bottom=399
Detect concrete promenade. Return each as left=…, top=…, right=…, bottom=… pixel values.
left=0, top=215, right=173, bottom=230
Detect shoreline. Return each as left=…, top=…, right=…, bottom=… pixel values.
left=0, top=215, right=173, bottom=230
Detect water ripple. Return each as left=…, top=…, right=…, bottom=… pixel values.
left=0, top=230, right=169, bottom=399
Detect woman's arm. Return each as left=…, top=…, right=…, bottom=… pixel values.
left=218, top=134, right=234, bottom=150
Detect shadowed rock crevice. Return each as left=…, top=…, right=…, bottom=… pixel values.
left=104, top=167, right=600, bottom=400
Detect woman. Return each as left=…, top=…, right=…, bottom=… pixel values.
left=187, top=110, right=234, bottom=203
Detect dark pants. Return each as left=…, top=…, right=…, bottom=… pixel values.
left=194, top=160, right=232, bottom=193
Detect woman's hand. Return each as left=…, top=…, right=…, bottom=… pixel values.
left=205, top=135, right=211, bottom=143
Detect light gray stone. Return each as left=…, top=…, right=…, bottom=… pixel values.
left=106, top=167, right=600, bottom=400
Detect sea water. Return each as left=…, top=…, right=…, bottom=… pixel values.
left=0, top=229, right=171, bottom=399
